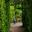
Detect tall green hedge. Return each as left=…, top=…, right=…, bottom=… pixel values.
left=0, top=0, right=10, bottom=32
left=0, top=0, right=7, bottom=32
left=22, top=0, right=32, bottom=32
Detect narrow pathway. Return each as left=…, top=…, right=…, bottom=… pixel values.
left=9, top=22, right=24, bottom=32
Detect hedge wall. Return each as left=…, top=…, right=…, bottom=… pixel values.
left=22, top=0, right=32, bottom=32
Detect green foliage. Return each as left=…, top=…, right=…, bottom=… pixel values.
left=10, top=6, right=15, bottom=20
left=10, top=5, right=22, bottom=22
left=1, top=0, right=32, bottom=32
left=22, top=0, right=32, bottom=32
left=16, top=4, right=22, bottom=9
left=0, top=0, right=22, bottom=32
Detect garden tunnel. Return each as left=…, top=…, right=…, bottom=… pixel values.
left=0, top=0, right=32, bottom=32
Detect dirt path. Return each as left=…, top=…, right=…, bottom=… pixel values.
left=9, top=22, right=24, bottom=32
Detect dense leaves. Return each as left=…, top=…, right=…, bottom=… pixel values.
left=22, top=0, right=32, bottom=32
left=0, top=0, right=22, bottom=32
